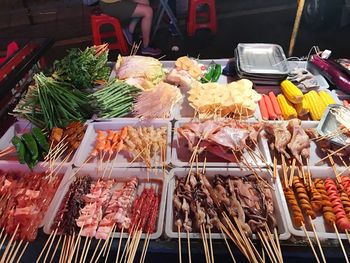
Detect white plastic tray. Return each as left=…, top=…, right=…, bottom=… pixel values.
left=276, top=166, right=350, bottom=239
left=73, top=119, right=172, bottom=168
left=0, top=162, right=72, bottom=228
left=43, top=167, right=168, bottom=240
left=171, top=118, right=272, bottom=168
left=261, top=121, right=349, bottom=168
left=165, top=167, right=290, bottom=240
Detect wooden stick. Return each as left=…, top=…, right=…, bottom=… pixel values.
left=308, top=216, right=326, bottom=263
left=42, top=229, right=59, bottom=263
left=281, top=154, right=288, bottom=188
left=104, top=227, right=116, bottom=263
left=8, top=239, right=23, bottom=263
left=288, top=0, right=305, bottom=56
left=58, top=235, right=67, bottom=263
left=187, top=230, right=192, bottom=263
left=50, top=235, right=63, bottom=263
left=208, top=227, right=214, bottom=263
left=301, top=223, right=320, bottom=263
left=273, top=156, right=278, bottom=180
left=82, top=237, right=92, bottom=263
left=346, top=229, right=350, bottom=246
left=258, top=231, right=277, bottom=263
left=315, top=144, right=350, bottom=164
left=274, top=228, right=282, bottom=262
left=333, top=223, right=349, bottom=263
left=94, top=225, right=115, bottom=263
left=15, top=241, right=28, bottom=263
left=90, top=238, right=102, bottom=262
left=289, top=158, right=296, bottom=187
left=139, top=233, right=149, bottom=263
left=141, top=233, right=151, bottom=263
left=0, top=224, right=19, bottom=263
left=115, top=227, right=124, bottom=263
left=177, top=225, right=182, bottom=263
left=200, top=225, right=210, bottom=263
left=4, top=240, right=17, bottom=263
left=219, top=226, right=236, bottom=263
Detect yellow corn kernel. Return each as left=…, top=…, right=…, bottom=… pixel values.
left=294, top=97, right=309, bottom=117
left=318, top=90, right=336, bottom=106
left=305, top=90, right=327, bottom=120
left=277, top=94, right=297, bottom=120
left=280, top=80, right=304, bottom=104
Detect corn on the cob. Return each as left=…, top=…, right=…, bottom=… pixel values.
left=280, top=80, right=303, bottom=104
left=305, top=90, right=327, bottom=120
left=319, top=90, right=336, bottom=106
left=277, top=94, right=297, bottom=120
left=294, top=97, right=309, bottom=116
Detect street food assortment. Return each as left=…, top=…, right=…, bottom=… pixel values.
left=2, top=43, right=350, bottom=263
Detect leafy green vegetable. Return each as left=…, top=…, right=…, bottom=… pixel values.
left=13, top=73, right=92, bottom=130
left=89, top=79, right=139, bottom=119
left=53, top=45, right=111, bottom=90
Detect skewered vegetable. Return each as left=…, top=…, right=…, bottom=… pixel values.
left=277, top=94, right=297, bottom=120
left=304, top=90, right=327, bottom=121
left=319, top=90, right=336, bottom=106
left=294, top=98, right=309, bottom=117
left=53, top=44, right=110, bottom=90
left=283, top=187, right=304, bottom=228
left=11, top=128, right=50, bottom=170
left=90, top=79, right=139, bottom=119
left=13, top=73, right=91, bottom=130
left=281, top=79, right=303, bottom=104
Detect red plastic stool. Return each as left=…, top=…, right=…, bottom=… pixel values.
left=91, top=13, right=129, bottom=55
left=187, top=0, right=217, bottom=36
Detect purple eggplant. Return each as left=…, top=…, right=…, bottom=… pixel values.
left=310, top=54, right=350, bottom=94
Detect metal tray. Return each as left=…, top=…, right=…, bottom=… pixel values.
left=317, top=104, right=350, bottom=147
left=236, top=43, right=289, bottom=75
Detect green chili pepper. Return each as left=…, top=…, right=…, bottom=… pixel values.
left=11, top=136, right=26, bottom=164
left=201, top=62, right=216, bottom=83
left=211, top=64, right=222, bottom=82
left=22, top=133, right=38, bottom=162
left=31, top=127, right=49, bottom=153
left=24, top=147, right=38, bottom=170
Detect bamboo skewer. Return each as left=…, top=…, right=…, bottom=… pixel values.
left=333, top=223, right=349, bottom=263
left=8, top=239, right=23, bottom=263
left=288, top=158, right=296, bottom=187
left=200, top=225, right=210, bottom=263
left=308, top=216, right=326, bottom=263
left=315, top=144, right=350, bottom=165
left=82, top=237, right=92, bottom=263
left=258, top=231, right=277, bottom=263
left=15, top=241, right=28, bottom=263
left=0, top=224, right=19, bottom=263
left=208, top=227, right=214, bottom=263
left=219, top=226, right=236, bottom=263
left=177, top=225, right=182, bottom=263
left=4, top=240, right=17, bottom=263
left=50, top=235, right=63, bottom=263
left=301, top=223, right=320, bottom=263
left=94, top=224, right=115, bottom=263
left=58, top=235, right=67, bottom=263
left=90, top=238, right=102, bottom=262
left=187, top=230, right=192, bottom=263
left=42, top=229, right=60, bottom=263
left=115, top=227, right=124, bottom=263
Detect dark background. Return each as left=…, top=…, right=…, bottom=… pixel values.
left=1, top=0, right=350, bottom=64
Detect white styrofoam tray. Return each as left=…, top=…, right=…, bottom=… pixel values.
left=73, top=119, right=172, bottom=168
left=276, top=166, right=350, bottom=239
left=43, top=167, right=168, bottom=240
left=0, top=162, right=72, bottom=228
left=171, top=118, right=272, bottom=168
left=261, top=121, right=349, bottom=168
left=165, top=167, right=290, bottom=240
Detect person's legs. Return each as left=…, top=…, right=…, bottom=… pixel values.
left=130, top=4, right=153, bottom=48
